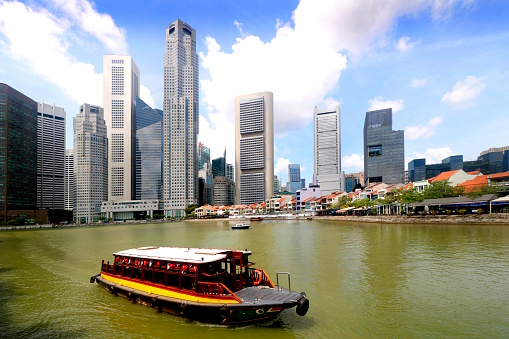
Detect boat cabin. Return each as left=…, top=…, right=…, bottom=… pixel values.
left=100, top=247, right=274, bottom=297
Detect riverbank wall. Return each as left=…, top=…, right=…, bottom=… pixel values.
left=316, top=214, right=509, bottom=225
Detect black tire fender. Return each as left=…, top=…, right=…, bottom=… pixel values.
left=127, top=292, right=133, bottom=301
left=90, top=276, right=95, bottom=284
left=220, top=304, right=229, bottom=318
left=296, top=297, right=309, bottom=316
left=150, top=297, right=158, bottom=308
left=180, top=302, right=187, bottom=315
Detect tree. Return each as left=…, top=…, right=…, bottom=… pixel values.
left=185, top=204, right=199, bottom=216
left=465, top=185, right=498, bottom=198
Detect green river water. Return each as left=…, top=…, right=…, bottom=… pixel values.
left=1, top=219, right=508, bottom=338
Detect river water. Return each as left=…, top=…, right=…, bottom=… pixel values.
left=1, top=220, right=508, bottom=338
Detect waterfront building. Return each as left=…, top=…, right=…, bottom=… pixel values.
left=101, top=200, right=159, bottom=221
left=163, top=19, right=199, bottom=217
left=0, top=83, right=38, bottom=223
left=235, top=91, right=274, bottom=205
left=74, top=104, right=108, bottom=224
left=344, top=171, right=364, bottom=193
left=212, top=149, right=226, bottom=178
left=288, top=164, right=301, bottom=194
left=478, top=146, right=509, bottom=174
left=296, top=185, right=321, bottom=211
left=226, top=163, right=234, bottom=181
left=408, top=159, right=426, bottom=183
left=37, top=101, right=65, bottom=209
left=363, top=108, right=405, bottom=185
left=135, top=97, right=163, bottom=200
left=198, top=143, right=210, bottom=171
left=64, top=149, right=75, bottom=211
left=212, top=176, right=235, bottom=206
left=103, top=55, right=140, bottom=202
left=313, top=105, right=342, bottom=195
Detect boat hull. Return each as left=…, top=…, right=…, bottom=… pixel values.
left=92, top=274, right=306, bottom=325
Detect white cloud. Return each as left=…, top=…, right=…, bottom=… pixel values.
left=396, top=36, right=420, bottom=52
left=140, top=85, right=156, bottom=108
left=412, top=147, right=454, bottom=164
left=405, top=117, right=442, bottom=140
left=441, top=75, right=485, bottom=108
left=48, top=0, right=128, bottom=53
left=368, top=96, right=405, bottom=113
left=410, top=78, right=428, bottom=87
left=274, top=158, right=291, bottom=178
left=342, top=154, right=364, bottom=170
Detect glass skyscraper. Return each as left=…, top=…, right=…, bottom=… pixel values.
left=0, top=83, right=38, bottom=223
left=363, top=108, right=404, bottom=185
left=288, top=164, right=301, bottom=194
left=163, top=19, right=199, bottom=217
left=135, top=97, right=163, bottom=200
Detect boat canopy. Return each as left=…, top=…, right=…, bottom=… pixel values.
left=113, top=247, right=252, bottom=264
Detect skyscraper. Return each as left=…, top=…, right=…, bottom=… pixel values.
left=363, top=108, right=404, bottom=185
left=37, top=101, right=65, bottom=209
left=212, top=149, right=226, bottom=178
left=0, top=83, right=37, bottom=223
left=313, top=105, right=342, bottom=195
left=135, top=97, right=163, bottom=200
left=226, top=163, right=234, bottom=181
left=288, top=164, right=301, bottom=194
left=235, top=91, right=274, bottom=204
left=163, top=19, right=199, bottom=217
left=64, top=149, right=75, bottom=211
left=198, top=142, right=210, bottom=171
left=103, top=55, right=140, bottom=202
left=74, top=104, right=108, bottom=224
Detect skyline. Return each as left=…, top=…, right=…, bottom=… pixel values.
left=1, top=0, right=508, bottom=187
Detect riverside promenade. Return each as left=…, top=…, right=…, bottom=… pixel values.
left=316, top=214, right=509, bottom=225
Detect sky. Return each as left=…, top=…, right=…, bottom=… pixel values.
left=1, top=0, right=508, bottom=187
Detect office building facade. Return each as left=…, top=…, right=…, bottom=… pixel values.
left=0, top=83, right=38, bottom=222
left=103, top=55, right=140, bottom=202
left=37, top=101, right=66, bottom=209
left=135, top=97, right=163, bottom=200
left=344, top=171, right=364, bottom=193
left=64, top=149, right=75, bottom=211
left=288, top=164, right=301, bottom=194
left=235, top=91, right=274, bottom=205
left=163, top=19, right=199, bottom=217
left=198, top=142, right=210, bottom=171
left=212, top=149, right=226, bottom=178
left=74, top=104, right=108, bottom=224
left=226, top=163, right=234, bottom=181
left=212, top=176, right=235, bottom=206
left=313, top=105, right=342, bottom=195
left=363, top=108, right=404, bottom=185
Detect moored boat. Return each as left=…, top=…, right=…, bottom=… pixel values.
left=232, top=223, right=250, bottom=230
left=90, top=247, right=309, bottom=325
left=250, top=216, right=263, bottom=221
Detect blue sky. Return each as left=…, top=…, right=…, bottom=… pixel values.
left=1, top=0, right=508, bottom=187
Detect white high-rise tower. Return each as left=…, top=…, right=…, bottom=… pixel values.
left=163, top=19, right=199, bottom=217
left=103, top=55, right=140, bottom=201
left=313, top=105, right=343, bottom=195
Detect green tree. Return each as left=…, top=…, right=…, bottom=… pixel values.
left=185, top=204, right=199, bottom=216
left=465, top=184, right=498, bottom=198
left=422, top=180, right=463, bottom=200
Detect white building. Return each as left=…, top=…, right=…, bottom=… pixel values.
left=313, top=105, right=343, bottom=195
left=74, top=104, right=108, bottom=224
left=37, top=101, right=65, bottom=209
left=101, top=200, right=159, bottom=221
left=103, top=55, right=140, bottom=202
left=64, top=149, right=74, bottom=211
left=235, top=91, right=274, bottom=205
left=163, top=19, right=199, bottom=217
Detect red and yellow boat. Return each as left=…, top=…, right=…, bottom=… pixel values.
left=90, top=247, right=309, bottom=325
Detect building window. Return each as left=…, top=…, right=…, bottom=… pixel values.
left=368, top=145, right=382, bottom=157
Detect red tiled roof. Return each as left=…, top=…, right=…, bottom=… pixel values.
left=430, top=170, right=459, bottom=182
left=489, top=171, right=509, bottom=180
left=458, top=175, right=488, bottom=191
left=467, top=170, right=482, bottom=175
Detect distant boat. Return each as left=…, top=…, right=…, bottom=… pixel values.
left=250, top=217, right=263, bottom=221
left=231, top=223, right=250, bottom=230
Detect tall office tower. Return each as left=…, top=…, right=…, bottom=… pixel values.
left=235, top=91, right=274, bottom=205
left=198, top=142, right=210, bottom=171
left=74, top=104, right=108, bottom=224
left=64, top=149, right=75, bottom=211
left=0, top=84, right=37, bottom=223
left=163, top=19, right=199, bottom=217
left=37, top=101, right=65, bottom=209
left=313, top=105, right=342, bottom=195
left=226, top=164, right=234, bottom=181
left=135, top=97, right=163, bottom=200
left=301, top=178, right=306, bottom=189
left=103, top=55, right=140, bottom=202
left=212, top=149, right=226, bottom=178
left=288, top=164, right=301, bottom=194
left=198, top=162, right=213, bottom=206
left=212, top=176, right=235, bottom=206
left=363, top=108, right=404, bottom=185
